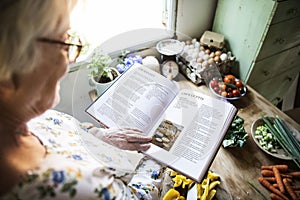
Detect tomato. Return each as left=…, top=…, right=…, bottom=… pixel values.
left=226, top=87, right=232, bottom=93
left=213, top=86, right=219, bottom=92
left=210, top=80, right=218, bottom=88
left=227, top=92, right=233, bottom=98
left=223, top=76, right=231, bottom=84
left=221, top=91, right=227, bottom=97
left=232, top=89, right=240, bottom=97
left=223, top=74, right=236, bottom=84
left=219, top=83, right=226, bottom=90
left=235, top=80, right=243, bottom=88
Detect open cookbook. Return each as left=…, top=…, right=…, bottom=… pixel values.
left=86, top=63, right=237, bottom=182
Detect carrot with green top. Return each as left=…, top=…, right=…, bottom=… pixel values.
left=273, top=167, right=285, bottom=193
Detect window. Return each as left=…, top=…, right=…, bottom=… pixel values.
left=70, top=0, right=217, bottom=62
left=71, top=0, right=169, bottom=60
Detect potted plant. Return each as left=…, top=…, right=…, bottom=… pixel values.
left=87, top=48, right=120, bottom=96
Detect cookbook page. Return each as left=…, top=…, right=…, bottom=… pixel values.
left=144, top=89, right=237, bottom=182
left=86, top=63, right=179, bottom=134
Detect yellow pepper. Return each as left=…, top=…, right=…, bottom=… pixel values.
left=172, top=174, right=193, bottom=189
left=170, top=170, right=178, bottom=177
left=200, top=178, right=210, bottom=200
left=207, top=189, right=216, bottom=200
left=209, top=180, right=220, bottom=191
left=167, top=170, right=220, bottom=200
left=197, top=183, right=203, bottom=199
left=163, top=188, right=186, bottom=200
left=172, top=175, right=184, bottom=187
left=196, top=171, right=220, bottom=200
left=207, top=171, right=219, bottom=181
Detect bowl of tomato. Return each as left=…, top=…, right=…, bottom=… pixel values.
left=209, top=74, right=247, bottom=100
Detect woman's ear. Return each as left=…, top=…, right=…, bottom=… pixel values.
left=0, top=79, right=16, bottom=97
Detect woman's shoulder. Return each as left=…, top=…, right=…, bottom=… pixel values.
left=28, top=109, right=81, bottom=128
left=3, top=109, right=134, bottom=199
left=1, top=154, right=134, bottom=200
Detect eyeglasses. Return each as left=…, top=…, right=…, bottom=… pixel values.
left=37, top=34, right=83, bottom=63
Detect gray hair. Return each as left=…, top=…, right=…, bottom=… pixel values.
left=0, top=0, right=78, bottom=81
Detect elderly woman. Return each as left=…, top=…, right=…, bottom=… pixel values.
left=0, top=0, right=162, bottom=199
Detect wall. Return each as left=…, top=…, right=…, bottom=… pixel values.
left=176, top=0, right=218, bottom=39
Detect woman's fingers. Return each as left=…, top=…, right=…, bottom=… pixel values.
left=89, top=127, right=153, bottom=151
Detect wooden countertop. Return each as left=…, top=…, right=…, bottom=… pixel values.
left=89, top=69, right=299, bottom=199
left=176, top=74, right=300, bottom=199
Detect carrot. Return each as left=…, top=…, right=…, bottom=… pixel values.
left=283, top=178, right=298, bottom=200
left=258, top=177, right=288, bottom=200
left=273, top=167, right=285, bottom=193
left=291, top=185, right=300, bottom=191
left=262, top=170, right=275, bottom=177
left=261, top=165, right=288, bottom=172
left=287, top=171, right=300, bottom=179
left=264, top=177, right=276, bottom=182
left=261, top=170, right=292, bottom=178
left=285, top=178, right=293, bottom=183
left=270, top=193, right=285, bottom=200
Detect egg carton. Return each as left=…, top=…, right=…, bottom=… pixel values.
left=178, top=39, right=236, bottom=85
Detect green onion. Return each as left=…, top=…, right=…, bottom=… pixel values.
left=248, top=181, right=268, bottom=200
left=275, top=117, right=300, bottom=153
left=262, top=116, right=300, bottom=168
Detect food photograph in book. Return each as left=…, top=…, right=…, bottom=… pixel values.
left=151, top=119, right=184, bottom=151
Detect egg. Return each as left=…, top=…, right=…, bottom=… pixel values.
left=191, top=52, right=198, bottom=59
left=220, top=53, right=228, bottom=61
left=215, top=50, right=222, bottom=56
left=205, top=49, right=211, bottom=54
left=210, top=52, right=215, bottom=58
left=185, top=40, right=191, bottom=45
left=185, top=55, right=193, bottom=62
left=214, top=55, right=221, bottom=63
left=202, top=54, right=210, bottom=61
left=197, top=57, right=204, bottom=63
left=208, top=58, right=214, bottom=64
left=198, top=51, right=205, bottom=57
left=202, top=61, right=208, bottom=68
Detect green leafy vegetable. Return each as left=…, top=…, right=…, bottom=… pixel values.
left=222, top=115, right=248, bottom=148
left=254, top=124, right=281, bottom=153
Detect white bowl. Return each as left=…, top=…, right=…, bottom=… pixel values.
left=156, top=39, right=184, bottom=56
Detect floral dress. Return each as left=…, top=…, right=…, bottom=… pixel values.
left=1, top=110, right=163, bottom=200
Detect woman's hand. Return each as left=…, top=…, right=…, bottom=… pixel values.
left=89, top=127, right=152, bottom=151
